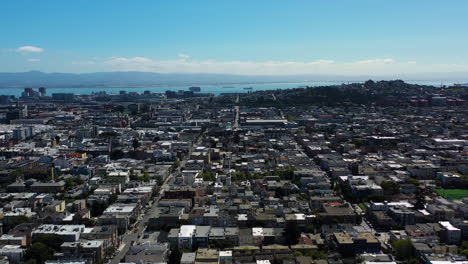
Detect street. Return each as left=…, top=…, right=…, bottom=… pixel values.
left=108, top=132, right=202, bottom=264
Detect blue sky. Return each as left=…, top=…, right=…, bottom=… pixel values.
left=1, top=0, right=468, bottom=76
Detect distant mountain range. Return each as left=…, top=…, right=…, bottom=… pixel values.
left=0, top=71, right=467, bottom=88
left=0, top=71, right=363, bottom=88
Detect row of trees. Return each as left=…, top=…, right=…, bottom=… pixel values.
left=25, top=234, right=64, bottom=264
left=129, top=171, right=151, bottom=182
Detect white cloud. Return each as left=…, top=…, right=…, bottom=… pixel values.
left=101, top=56, right=468, bottom=76
left=356, top=58, right=395, bottom=64
left=178, top=53, right=190, bottom=60
left=27, top=58, right=40, bottom=62
left=311, top=59, right=335, bottom=65
left=105, top=57, right=155, bottom=71
left=16, top=46, right=44, bottom=53
left=72, top=61, right=95, bottom=65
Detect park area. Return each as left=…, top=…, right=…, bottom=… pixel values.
left=435, top=189, right=468, bottom=200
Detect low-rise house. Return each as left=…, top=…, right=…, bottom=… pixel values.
left=0, top=245, right=24, bottom=263
left=195, top=248, right=219, bottom=264
left=148, top=207, right=184, bottom=230
left=159, top=198, right=192, bottom=211
left=438, top=221, right=461, bottom=245
left=333, top=232, right=380, bottom=256
left=319, top=204, right=357, bottom=224
left=178, top=225, right=197, bottom=250
left=195, top=226, right=211, bottom=249
left=80, top=225, right=119, bottom=249
left=124, top=241, right=170, bottom=263
left=32, top=225, right=86, bottom=242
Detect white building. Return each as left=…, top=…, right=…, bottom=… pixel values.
left=0, top=245, right=24, bottom=263
left=252, top=227, right=264, bottom=245
left=439, top=221, right=461, bottom=244
left=32, top=225, right=86, bottom=242
left=103, top=204, right=137, bottom=216
left=178, top=225, right=196, bottom=250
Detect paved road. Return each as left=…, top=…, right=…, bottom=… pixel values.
left=109, top=131, right=203, bottom=264
left=109, top=167, right=175, bottom=264
left=233, top=105, right=240, bottom=130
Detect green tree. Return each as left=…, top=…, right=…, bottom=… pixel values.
left=25, top=242, right=55, bottom=264
left=25, top=259, right=37, bottom=264
left=461, top=249, right=468, bottom=258
left=81, top=218, right=96, bottom=227
left=414, top=188, right=426, bottom=210
left=272, top=167, right=296, bottom=180
left=156, top=176, right=163, bottom=186
left=33, top=234, right=64, bottom=251
left=200, top=170, right=216, bottom=181
left=140, top=171, right=151, bottom=182
left=305, top=225, right=315, bottom=233
left=105, top=246, right=117, bottom=258
left=11, top=168, right=23, bottom=181
left=409, top=178, right=420, bottom=186
left=460, top=241, right=468, bottom=257
left=391, top=239, right=413, bottom=261
left=305, top=250, right=328, bottom=259
left=171, top=159, right=180, bottom=172
left=64, top=177, right=76, bottom=189
left=130, top=172, right=139, bottom=181
left=6, top=215, right=31, bottom=230
left=381, top=181, right=400, bottom=196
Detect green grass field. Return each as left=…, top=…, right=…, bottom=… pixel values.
left=436, top=189, right=468, bottom=200
left=358, top=203, right=367, bottom=212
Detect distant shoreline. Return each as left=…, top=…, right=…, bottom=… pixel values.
left=0, top=79, right=457, bottom=89
left=0, top=80, right=353, bottom=89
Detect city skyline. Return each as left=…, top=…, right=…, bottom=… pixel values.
left=1, top=1, right=468, bottom=78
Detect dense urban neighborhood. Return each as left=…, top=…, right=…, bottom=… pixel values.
left=0, top=81, right=467, bottom=264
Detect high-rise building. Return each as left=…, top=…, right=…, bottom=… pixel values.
left=75, top=126, right=98, bottom=141
left=0, top=95, right=12, bottom=105
left=12, top=126, right=34, bottom=140
left=21, top=88, right=39, bottom=98
left=6, top=104, right=28, bottom=123
left=39, top=87, right=46, bottom=97
left=12, top=127, right=26, bottom=140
